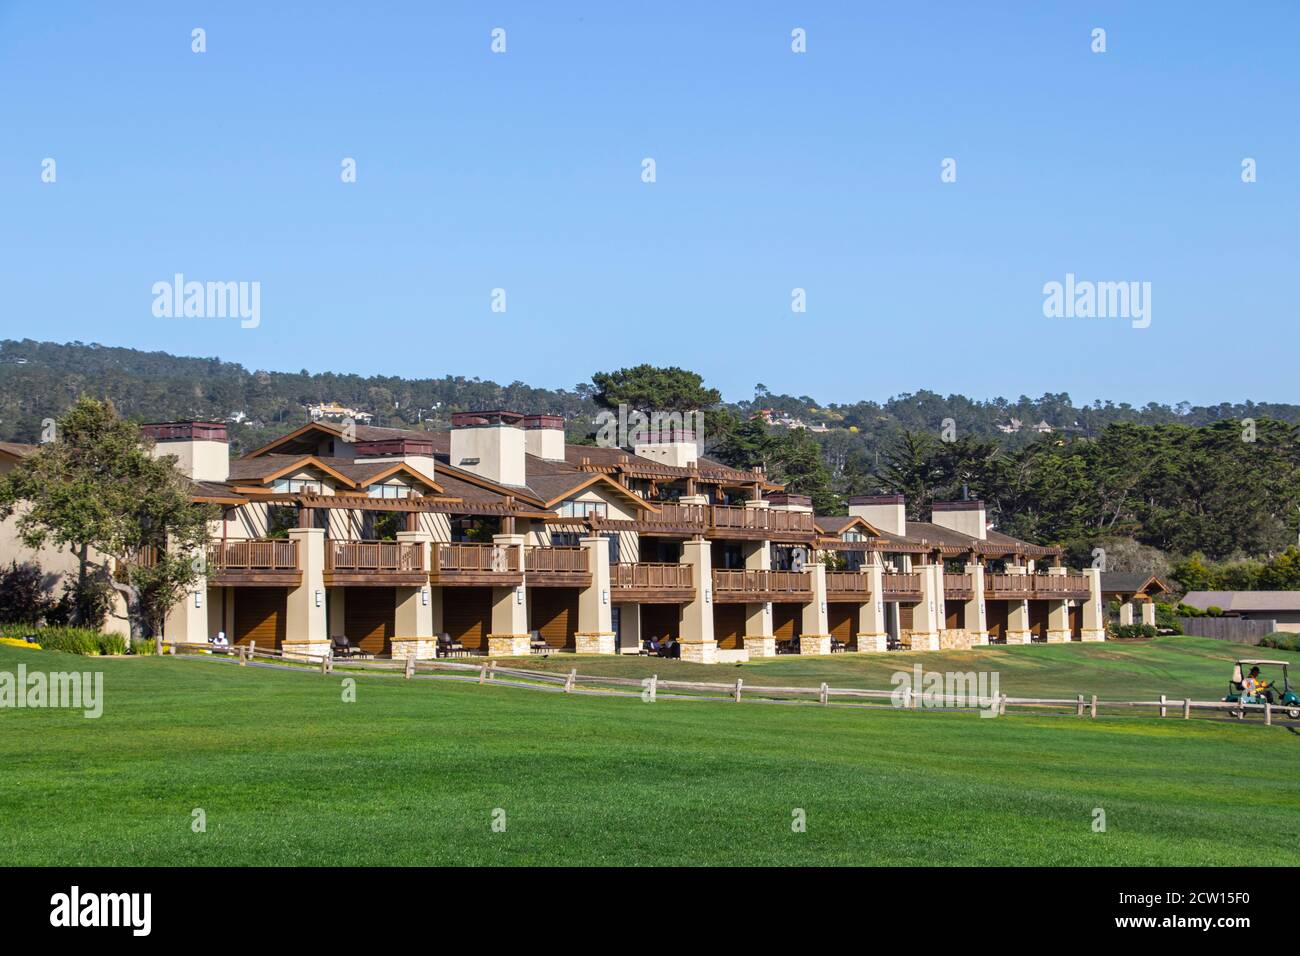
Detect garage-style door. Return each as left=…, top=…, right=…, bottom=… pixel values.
left=640, top=604, right=680, bottom=643
left=773, top=604, right=801, bottom=641
left=1028, top=601, right=1048, bottom=641
left=445, top=587, right=492, bottom=651
left=532, top=589, right=579, bottom=649
left=945, top=603, right=965, bottom=630
left=986, top=601, right=1009, bottom=641
left=233, top=588, right=286, bottom=648
left=345, top=587, right=395, bottom=656
left=898, top=603, right=914, bottom=633
left=714, top=604, right=746, bottom=650
left=1069, top=604, right=1083, bottom=641
left=828, top=604, right=855, bottom=649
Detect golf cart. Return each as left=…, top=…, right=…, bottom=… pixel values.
left=1223, top=659, right=1300, bottom=719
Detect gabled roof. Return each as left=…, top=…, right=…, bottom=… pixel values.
left=1181, top=591, right=1300, bottom=613
left=815, top=515, right=886, bottom=538
left=226, top=454, right=443, bottom=494
left=1100, top=572, right=1170, bottom=597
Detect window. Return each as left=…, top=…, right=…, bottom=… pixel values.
left=272, top=478, right=324, bottom=495
left=557, top=500, right=608, bottom=519
left=551, top=532, right=581, bottom=546
left=368, top=482, right=411, bottom=499
left=843, top=531, right=865, bottom=542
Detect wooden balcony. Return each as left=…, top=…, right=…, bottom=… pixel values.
left=610, top=562, right=695, bottom=603
left=943, top=572, right=974, bottom=600
left=984, top=573, right=1034, bottom=599
left=206, top=539, right=301, bottom=587
left=429, top=542, right=523, bottom=587
left=712, top=569, right=811, bottom=604
left=881, top=571, right=922, bottom=602
left=324, top=540, right=427, bottom=586
left=1031, top=573, right=1090, bottom=599
left=524, top=546, right=591, bottom=588
left=706, top=504, right=817, bottom=542
left=588, top=501, right=708, bottom=537
left=825, top=570, right=872, bottom=603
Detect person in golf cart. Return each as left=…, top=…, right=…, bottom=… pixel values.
left=1242, top=666, right=1275, bottom=704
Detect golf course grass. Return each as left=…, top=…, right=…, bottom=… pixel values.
left=1, top=638, right=1297, bottom=866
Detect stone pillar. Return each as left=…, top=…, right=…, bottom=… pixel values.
left=1081, top=567, right=1106, bottom=641
left=742, top=537, right=775, bottom=658
left=856, top=560, right=888, bottom=651
left=798, top=562, right=831, bottom=655
left=575, top=535, right=615, bottom=654
left=679, top=537, right=716, bottom=663
left=909, top=562, right=941, bottom=651
left=1140, top=599, right=1156, bottom=627
left=965, top=561, right=988, bottom=645
left=391, top=531, right=435, bottom=659
left=285, top=528, right=329, bottom=659
left=488, top=533, right=529, bottom=656
left=1119, top=600, right=1135, bottom=626
left=1004, top=564, right=1032, bottom=644
left=1045, top=566, right=1070, bottom=642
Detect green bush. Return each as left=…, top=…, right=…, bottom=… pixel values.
left=130, top=638, right=157, bottom=656
left=1257, top=632, right=1300, bottom=652
left=0, top=624, right=128, bottom=656
left=1109, top=623, right=1158, bottom=639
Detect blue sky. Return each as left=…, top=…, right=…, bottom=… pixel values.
left=1, top=2, right=1296, bottom=406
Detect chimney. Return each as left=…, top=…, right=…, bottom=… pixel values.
left=930, top=499, right=987, bottom=540
left=634, top=426, right=699, bottom=468
left=354, top=437, right=437, bottom=483
left=449, top=410, right=527, bottom=487
left=766, top=492, right=813, bottom=514
left=848, top=494, right=905, bottom=536
left=522, top=414, right=566, bottom=461
left=141, top=421, right=230, bottom=483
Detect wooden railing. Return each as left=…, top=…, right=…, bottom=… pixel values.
left=433, top=542, right=520, bottom=573
left=943, top=572, right=974, bottom=592
left=708, top=504, right=816, bottom=534
left=825, top=571, right=871, bottom=593
left=712, top=569, right=811, bottom=594
left=1032, top=573, right=1090, bottom=595
left=524, top=547, right=590, bottom=573
left=326, top=540, right=423, bottom=572
left=611, top=562, right=693, bottom=590
left=882, top=572, right=922, bottom=594
left=985, top=573, right=1034, bottom=596
left=206, top=539, right=299, bottom=571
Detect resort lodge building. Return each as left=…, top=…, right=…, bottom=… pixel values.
left=0, top=412, right=1106, bottom=661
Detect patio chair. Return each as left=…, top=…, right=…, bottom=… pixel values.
left=331, top=635, right=354, bottom=659
left=436, top=632, right=464, bottom=658
left=529, top=629, right=547, bottom=650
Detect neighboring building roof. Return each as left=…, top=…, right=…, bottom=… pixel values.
left=0, top=441, right=36, bottom=461
left=1100, top=572, right=1171, bottom=597
left=1180, top=591, right=1300, bottom=614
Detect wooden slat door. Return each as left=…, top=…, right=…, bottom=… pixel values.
left=233, top=588, right=285, bottom=648
left=1069, top=604, right=1083, bottom=641
left=828, top=605, right=855, bottom=648
left=898, top=603, right=914, bottom=632
left=773, top=604, right=801, bottom=640
left=1028, top=601, right=1048, bottom=640
left=444, top=587, right=492, bottom=651
left=639, top=604, right=680, bottom=643
left=532, top=589, right=578, bottom=649
left=344, top=587, right=395, bottom=656
left=945, top=603, right=965, bottom=630
left=986, top=601, right=1008, bottom=641
left=713, top=604, right=746, bottom=650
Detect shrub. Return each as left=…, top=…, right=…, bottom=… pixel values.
left=130, top=637, right=156, bottom=656
left=1109, top=623, right=1158, bottom=639
left=1258, top=632, right=1300, bottom=652
left=1, top=625, right=124, bottom=655
left=0, top=560, right=53, bottom=624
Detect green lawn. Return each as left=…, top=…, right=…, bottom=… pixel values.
left=1, top=640, right=1297, bottom=866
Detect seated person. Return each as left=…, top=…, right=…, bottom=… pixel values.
left=645, top=638, right=661, bottom=655
left=666, top=638, right=680, bottom=659
left=211, top=631, right=229, bottom=647
left=1243, top=667, right=1275, bottom=703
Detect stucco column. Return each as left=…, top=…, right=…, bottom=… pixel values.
left=743, top=537, right=775, bottom=658
left=679, top=537, right=716, bottom=663
left=617, top=602, right=642, bottom=654
left=965, top=561, right=988, bottom=645
left=799, top=561, right=831, bottom=655
left=1140, top=599, right=1156, bottom=627
left=488, top=533, right=529, bottom=656
left=391, top=531, right=434, bottom=659
left=1045, top=566, right=1071, bottom=642
left=575, top=535, right=615, bottom=654
left=856, top=559, right=888, bottom=651
left=285, top=527, right=328, bottom=659
left=1004, top=563, right=1031, bottom=644
left=909, top=562, right=941, bottom=651
left=1081, top=567, right=1106, bottom=641
left=1119, top=600, right=1135, bottom=626
left=164, top=541, right=209, bottom=645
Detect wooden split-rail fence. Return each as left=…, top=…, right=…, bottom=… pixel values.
left=160, top=642, right=1291, bottom=727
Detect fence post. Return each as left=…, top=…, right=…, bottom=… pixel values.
left=564, top=668, right=576, bottom=693
left=1090, top=694, right=1097, bottom=719
left=1076, top=694, right=1084, bottom=717
left=1265, top=702, right=1272, bottom=726
left=405, top=656, right=414, bottom=679
left=238, top=645, right=247, bottom=666
left=488, top=660, right=496, bottom=682
left=479, top=664, right=487, bottom=685
left=999, top=693, right=1007, bottom=717
left=249, top=640, right=256, bottom=660
left=1159, top=694, right=1167, bottom=718
left=820, top=682, right=829, bottom=706
left=734, top=678, right=743, bottom=703
left=901, top=686, right=912, bottom=710
left=1183, top=698, right=1191, bottom=720
left=649, top=674, right=658, bottom=703
left=320, top=655, right=328, bottom=676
